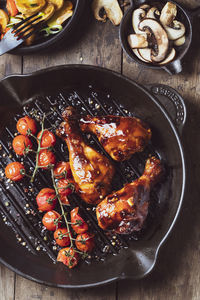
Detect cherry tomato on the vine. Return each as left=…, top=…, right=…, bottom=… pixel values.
left=57, top=178, right=74, bottom=197
left=5, top=162, right=25, bottom=181
left=53, top=161, right=72, bottom=179
left=12, top=135, right=32, bottom=156
left=16, top=116, right=37, bottom=136
left=38, top=149, right=56, bottom=169
left=60, top=194, right=70, bottom=206
left=75, top=232, right=95, bottom=253
left=37, top=130, right=56, bottom=148
left=42, top=210, right=61, bottom=231
left=70, top=207, right=88, bottom=234
left=54, top=228, right=70, bottom=247
left=36, top=188, right=57, bottom=212
left=57, top=247, right=79, bottom=269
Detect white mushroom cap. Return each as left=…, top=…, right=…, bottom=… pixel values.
left=132, top=8, right=147, bottom=34
left=159, top=48, right=176, bottom=65
left=139, top=18, right=169, bottom=63
left=160, top=2, right=177, bottom=26
left=138, top=48, right=152, bottom=62
left=132, top=49, right=151, bottom=63
left=164, top=20, right=186, bottom=40
left=92, top=0, right=123, bottom=26
left=174, top=35, right=186, bottom=46
left=146, top=7, right=160, bottom=19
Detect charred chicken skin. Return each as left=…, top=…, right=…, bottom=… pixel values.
left=79, top=115, right=151, bottom=161
left=56, top=107, right=115, bottom=205
left=96, top=156, right=163, bottom=234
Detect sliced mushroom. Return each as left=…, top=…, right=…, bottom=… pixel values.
left=139, top=19, right=169, bottom=63
left=128, top=33, right=148, bottom=48
left=138, top=48, right=152, bottom=62
left=160, top=2, right=177, bottom=26
left=132, top=8, right=146, bottom=34
left=174, top=35, right=186, bottom=46
left=146, top=7, right=160, bottom=19
left=159, top=48, right=176, bottom=65
left=132, top=49, right=151, bottom=63
left=92, top=0, right=123, bottom=26
left=164, top=20, right=185, bottom=40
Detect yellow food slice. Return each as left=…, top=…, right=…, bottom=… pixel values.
left=15, top=0, right=46, bottom=15
left=47, top=1, right=73, bottom=26
left=0, top=9, right=9, bottom=32
left=47, top=0, right=63, bottom=11
left=25, top=3, right=55, bottom=22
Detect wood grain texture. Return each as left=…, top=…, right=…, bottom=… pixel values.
left=15, top=276, right=115, bottom=300
left=0, top=54, right=22, bottom=79
left=22, top=13, right=122, bottom=74
left=0, top=265, right=15, bottom=300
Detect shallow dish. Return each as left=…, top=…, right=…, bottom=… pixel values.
left=0, top=65, right=186, bottom=287
left=120, top=0, right=200, bottom=74
left=0, top=0, right=86, bottom=55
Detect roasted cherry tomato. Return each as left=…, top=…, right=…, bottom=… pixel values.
left=57, top=178, right=74, bottom=197
left=36, top=188, right=57, bottom=212
left=37, top=130, right=56, bottom=148
left=42, top=210, right=61, bottom=231
left=70, top=207, right=88, bottom=234
left=12, top=134, right=32, bottom=156
left=5, top=162, right=25, bottom=181
left=54, top=228, right=70, bottom=247
left=75, top=232, right=95, bottom=253
left=57, top=247, right=79, bottom=269
left=60, top=195, right=70, bottom=206
left=38, top=149, right=56, bottom=169
left=16, top=116, right=37, bottom=136
left=53, top=161, right=72, bottom=179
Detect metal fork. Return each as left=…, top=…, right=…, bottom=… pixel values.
left=0, top=13, right=44, bottom=55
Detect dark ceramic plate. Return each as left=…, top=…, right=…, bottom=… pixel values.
left=0, top=0, right=86, bottom=55
left=0, top=65, right=186, bottom=288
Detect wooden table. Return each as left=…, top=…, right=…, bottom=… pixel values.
left=0, top=0, right=200, bottom=299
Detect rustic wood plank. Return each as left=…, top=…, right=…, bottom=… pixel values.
left=0, top=54, right=22, bottom=79
left=23, top=16, right=122, bottom=73
left=15, top=276, right=115, bottom=300
left=118, top=0, right=200, bottom=299
left=0, top=264, right=15, bottom=300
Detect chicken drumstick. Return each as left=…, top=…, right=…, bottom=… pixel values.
left=80, top=114, right=151, bottom=161
left=57, top=107, right=115, bottom=205
left=96, top=156, right=163, bottom=234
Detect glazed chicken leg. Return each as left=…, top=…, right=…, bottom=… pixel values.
left=96, top=157, right=163, bottom=234
left=79, top=115, right=151, bottom=161
left=57, top=107, right=115, bottom=205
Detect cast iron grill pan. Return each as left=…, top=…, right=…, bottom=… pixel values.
left=0, top=65, right=186, bottom=287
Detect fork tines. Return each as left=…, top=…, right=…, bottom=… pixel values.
left=12, top=12, right=43, bottom=41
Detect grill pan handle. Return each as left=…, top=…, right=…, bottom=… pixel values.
left=144, top=84, right=186, bottom=136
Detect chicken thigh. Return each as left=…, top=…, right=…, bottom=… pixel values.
left=79, top=115, right=151, bottom=161
left=96, top=156, right=163, bottom=234
left=56, top=107, right=115, bottom=205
